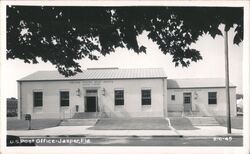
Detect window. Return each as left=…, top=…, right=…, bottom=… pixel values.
left=33, top=92, right=43, bottom=107
left=60, top=91, right=70, bottom=106
left=141, top=89, right=151, bottom=105
left=114, top=90, right=124, bottom=105
left=208, top=92, right=217, bottom=104
left=171, top=95, right=175, bottom=101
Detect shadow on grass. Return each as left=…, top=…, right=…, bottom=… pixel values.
left=214, top=116, right=243, bottom=129
left=169, top=117, right=199, bottom=130
left=88, top=118, right=171, bottom=130
left=7, top=119, right=62, bottom=130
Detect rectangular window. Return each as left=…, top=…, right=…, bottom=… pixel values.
left=114, top=90, right=124, bottom=105
left=141, top=90, right=151, bottom=105
left=60, top=91, right=70, bottom=106
left=208, top=92, right=217, bottom=104
left=171, top=95, right=175, bottom=101
left=33, top=92, right=43, bottom=107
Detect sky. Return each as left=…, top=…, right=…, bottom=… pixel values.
left=4, top=26, right=243, bottom=98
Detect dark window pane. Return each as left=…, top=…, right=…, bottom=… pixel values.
left=208, top=92, right=217, bottom=104
left=142, top=90, right=151, bottom=105
left=60, top=91, right=69, bottom=106
left=61, top=92, right=69, bottom=98
left=142, top=90, right=151, bottom=98
left=171, top=95, right=175, bottom=101
left=184, top=97, right=191, bottom=104
left=61, top=100, right=69, bottom=106
left=114, top=90, right=124, bottom=105
left=115, top=90, right=124, bottom=98
left=34, top=92, right=43, bottom=107
left=115, top=99, right=124, bottom=105
left=142, top=98, right=151, bottom=105
left=183, top=93, right=192, bottom=104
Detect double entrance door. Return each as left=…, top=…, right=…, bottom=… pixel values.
left=85, top=89, right=98, bottom=112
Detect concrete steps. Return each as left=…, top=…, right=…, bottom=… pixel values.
left=168, top=111, right=205, bottom=117
left=60, top=112, right=105, bottom=126
left=72, top=112, right=107, bottom=119
left=167, top=111, right=183, bottom=117
left=60, top=119, right=98, bottom=126
left=187, top=117, right=219, bottom=126
left=183, top=111, right=205, bottom=117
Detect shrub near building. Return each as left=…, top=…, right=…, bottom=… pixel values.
left=7, top=98, right=18, bottom=117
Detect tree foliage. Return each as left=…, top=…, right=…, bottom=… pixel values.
left=7, top=6, right=243, bottom=76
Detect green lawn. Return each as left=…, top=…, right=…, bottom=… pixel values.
left=7, top=119, right=62, bottom=130
left=215, top=116, right=243, bottom=129
left=88, top=117, right=170, bottom=130
left=169, top=117, right=199, bottom=130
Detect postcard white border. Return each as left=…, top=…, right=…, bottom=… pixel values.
left=0, top=1, right=249, bottom=154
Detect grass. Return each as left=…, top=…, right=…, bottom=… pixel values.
left=88, top=117, right=170, bottom=130
left=7, top=119, right=62, bottom=130
left=168, top=117, right=199, bottom=130
left=215, top=116, right=243, bottom=129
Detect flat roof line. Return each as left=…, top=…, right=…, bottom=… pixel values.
left=17, top=77, right=167, bottom=82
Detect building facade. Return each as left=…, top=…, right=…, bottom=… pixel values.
left=167, top=79, right=237, bottom=116
left=17, top=68, right=237, bottom=119
left=17, top=68, right=167, bottom=119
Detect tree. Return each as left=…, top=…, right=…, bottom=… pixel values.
left=7, top=6, right=243, bottom=76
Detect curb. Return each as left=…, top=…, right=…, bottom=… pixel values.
left=12, top=133, right=242, bottom=138
left=183, top=135, right=243, bottom=138
left=214, top=134, right=243, bottom=138
left=16, top=134, right=242, bottom=138
left=17, top=134, right=183, bottom=138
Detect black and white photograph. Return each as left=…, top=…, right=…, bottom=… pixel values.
left=1, top=0, right=249, bottom=154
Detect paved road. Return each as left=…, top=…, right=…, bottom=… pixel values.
left=10, top=136, right=243, bottom=146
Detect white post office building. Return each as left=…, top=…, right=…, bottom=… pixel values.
left=17, top=68, right=237, bottom=119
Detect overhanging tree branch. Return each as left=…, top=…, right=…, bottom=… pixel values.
left=7, top=6, right=243, bottom=76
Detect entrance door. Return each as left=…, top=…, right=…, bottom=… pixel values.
left=183, top=93, right=192, bottom=112
left=85, top=96, right=97, bottom=112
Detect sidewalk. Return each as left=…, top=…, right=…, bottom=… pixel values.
left=176, top=126, right=242, bottom=137
left=7, top=125, right=243, bottom=137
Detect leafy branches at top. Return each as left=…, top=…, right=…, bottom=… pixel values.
left=7, top=6, right=243, bottom=76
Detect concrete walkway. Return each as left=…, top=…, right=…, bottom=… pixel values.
left=7, top=125, right=242, bottom=137
left=176, top=126, right=242, bottom=137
